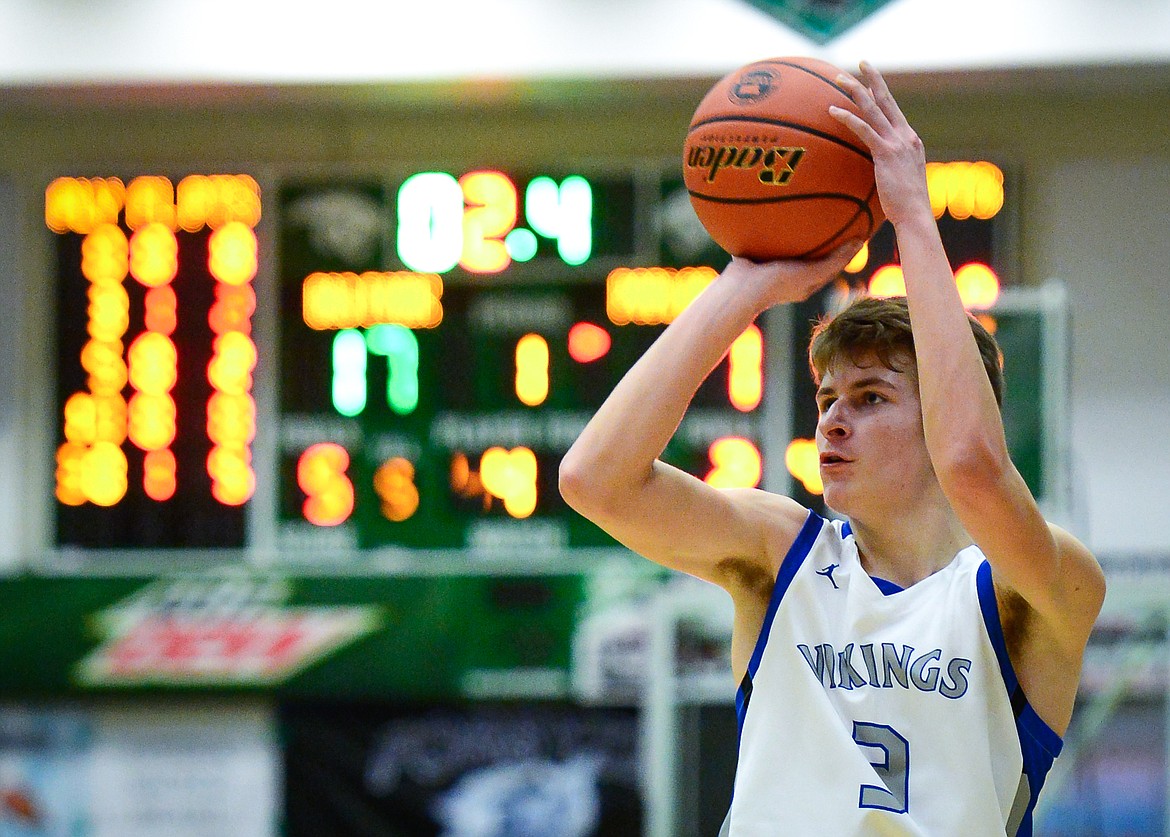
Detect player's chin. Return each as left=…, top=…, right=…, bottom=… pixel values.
left=818, top=480, right=852, bottom=516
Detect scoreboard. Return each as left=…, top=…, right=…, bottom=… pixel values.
left=48, top=160, right=1016, bottom=553
left=275, top=170, right=760, bottom=551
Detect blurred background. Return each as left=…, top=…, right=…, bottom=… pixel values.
left=1, top=0, right=1169, bottom=834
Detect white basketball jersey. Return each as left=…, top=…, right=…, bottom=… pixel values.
left=723, top=512, right=1061, bottom=836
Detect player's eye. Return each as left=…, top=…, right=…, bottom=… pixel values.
left=863, top=391, right=884, bottom=405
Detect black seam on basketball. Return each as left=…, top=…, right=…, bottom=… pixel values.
left=798, top=185, right=881, bottom=258
left=805, top=204, right=875, bottom=257
left=862, top=183, right=880, bottom=235
left=767, top=60, right=850, bottom=98
left=687, top=190, right=870, bottom=209
left=829, top=187, right=876, bottom=238
left=688, top=115, right=872, bottom=162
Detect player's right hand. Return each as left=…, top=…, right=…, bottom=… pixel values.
left=720, top=241, right=862, bottom=308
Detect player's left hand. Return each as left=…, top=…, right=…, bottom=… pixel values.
left=829, top=62, right=932, bottom=230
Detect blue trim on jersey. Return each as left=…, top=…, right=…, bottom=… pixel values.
left=975, top=559, right=1063, bottom=835
left=976, top=560, right=1018, bottom=694
left=735, top=510, right=824, bottom=733
left=839, top=519, right=905, bottom=596
left=870, top=576, right=904, bottom=596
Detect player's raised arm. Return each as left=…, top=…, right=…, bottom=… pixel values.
left=559, top=251, right=854, bottom=586
left=830, top=64, right=1104, bottom=655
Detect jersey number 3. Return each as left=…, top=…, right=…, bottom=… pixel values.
left=852, top=721, right=910, bottom=814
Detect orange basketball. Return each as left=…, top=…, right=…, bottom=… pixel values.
left=683, top=57, right=885, bottom=260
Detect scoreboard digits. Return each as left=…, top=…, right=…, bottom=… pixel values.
left=394, top=171, right=592, bottom=273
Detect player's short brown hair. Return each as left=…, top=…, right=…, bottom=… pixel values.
left=808, top=295, right=1004, bottom=407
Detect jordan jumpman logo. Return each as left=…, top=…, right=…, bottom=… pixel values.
left=816, top=563, right=840, bottom=589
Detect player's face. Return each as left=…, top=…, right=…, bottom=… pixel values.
left=814, top=352, right=934, bottom=518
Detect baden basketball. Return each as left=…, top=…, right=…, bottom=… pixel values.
left=683, top=57, right=885, bottom=260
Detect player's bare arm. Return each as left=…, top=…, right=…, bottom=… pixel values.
left=831, top=62, right=1105, bottom=733
left=559, top=252, right=854, bottom=596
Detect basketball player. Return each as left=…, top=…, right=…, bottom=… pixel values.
left=559, top=62, right=1104, bottom=834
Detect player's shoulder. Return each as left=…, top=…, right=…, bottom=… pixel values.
left=720, top=486, right=823, bottom=566
left=1048, top=520, right=1107, bottom=614
left=719, top=487, right=809, bottom=535
left=1047, top=521, right=1098, bottom=562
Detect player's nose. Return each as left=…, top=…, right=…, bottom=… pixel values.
left=817, top=401, right=850, bottom=438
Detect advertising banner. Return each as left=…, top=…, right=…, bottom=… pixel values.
left=0, top=570, right=588, bottom=700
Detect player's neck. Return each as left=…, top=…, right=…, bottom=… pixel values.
left=847, top=503, right=971, bottom=589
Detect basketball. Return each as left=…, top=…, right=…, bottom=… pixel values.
left=683, top=56, right=885, bottom=260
